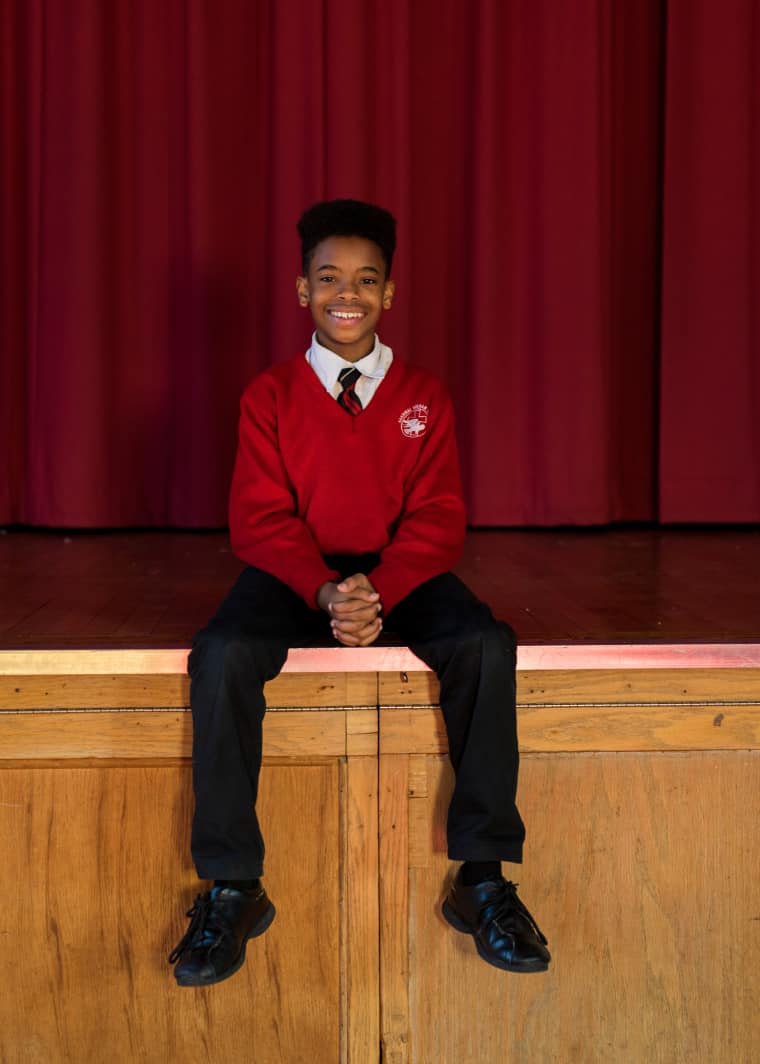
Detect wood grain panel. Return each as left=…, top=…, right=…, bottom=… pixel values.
left=519, top=702, right=760, bottom=751
left=379, top=755, right=410, bottom=1064
left=262, top=710, right=348, bottom=758
left=0, top=671, right=377, bottom=710
left=0, top=674, right=189, bottom=709
left=0, top=709, right=352, bottom=760
left=0, top=710, right=193, bottom=760
left=380, top=704, right=760, bottom=754
left=344, top=756, right=380, bottom=1062
left=265, top=671, right=377, bottom=708
left=0, top=762, right=342, bottom=1064
left=379, top=671, right=439, bottom=706
left=380, top=669, right=760, bottom=708
left=518, top=668, right=760, bottom=705
left=406, top=752, right=760, bottom=1064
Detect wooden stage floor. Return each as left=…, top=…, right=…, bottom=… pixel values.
left=1, top=526, right=758, bottom=650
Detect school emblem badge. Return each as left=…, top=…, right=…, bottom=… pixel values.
left=399, top=403, right=429, bottom=438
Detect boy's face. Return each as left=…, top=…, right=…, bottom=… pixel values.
left=296, top=236, right=394, bottom=363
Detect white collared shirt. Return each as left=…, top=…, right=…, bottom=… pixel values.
left=305, top=332, right=394, bottom=408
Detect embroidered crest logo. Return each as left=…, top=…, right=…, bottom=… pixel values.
left=399, top=404, right=429, bottom=438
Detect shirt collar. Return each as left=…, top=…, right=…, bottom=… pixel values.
left=307, top=332, right=392, bottom=382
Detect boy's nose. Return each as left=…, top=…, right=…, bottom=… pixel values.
left=337, top=280, right=360, bottom=299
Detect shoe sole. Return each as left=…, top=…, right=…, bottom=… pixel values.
left=174, top=901, right=277, bottom=987
left=441, top=899, right=549, bottom=974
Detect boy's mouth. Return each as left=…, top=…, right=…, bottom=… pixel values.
left=327, top=309, right=365, bottom=322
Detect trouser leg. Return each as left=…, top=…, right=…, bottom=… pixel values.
left=385, top=573, right=525, bottom=863
left=188, top=566, right=325, bottom=880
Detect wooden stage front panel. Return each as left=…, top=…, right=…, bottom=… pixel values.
left=0, top=652, right=759, bottom=1062
left=380, top=751, right=759, bottom=1064
left=0, top=762, right=343, bottom=1063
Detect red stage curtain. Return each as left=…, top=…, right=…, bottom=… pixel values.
left=659, top=0, right=760, bottom=521
left=0, top=1, right=756, bottom=527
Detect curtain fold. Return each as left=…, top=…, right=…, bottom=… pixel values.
left=0, top=0, right=756, bottom=527
left=659, top=0, right=760, bottom=520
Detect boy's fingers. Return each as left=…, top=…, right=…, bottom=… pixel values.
left=333, top=623, right=382, bottom=647
left=336, top=588, right=379, bottom=603
left=332, top=616, right=382, bottom=644
left=337, top=573, right=378, bottom=595
left=332, top=604, right=380, bottom=625
left=332, top=615, right=380, bottom=636
left=331, top=599, right=380, bottom=619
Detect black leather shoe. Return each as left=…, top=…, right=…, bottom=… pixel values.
left=169, top=882, right=276, bottom=986
left=442, top=868, right=550, bottom=973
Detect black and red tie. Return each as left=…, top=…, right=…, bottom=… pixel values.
left=337, top=366, right=363, bottom=416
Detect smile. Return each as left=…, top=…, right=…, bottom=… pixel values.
left=328, top=310, right=365, bottom=321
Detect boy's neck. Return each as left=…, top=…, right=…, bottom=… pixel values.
left=314, top=331, right=378, bottom=364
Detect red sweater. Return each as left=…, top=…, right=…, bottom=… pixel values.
left=229, top=354, right=466, bottom=612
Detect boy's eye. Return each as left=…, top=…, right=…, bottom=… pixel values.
left=318, top=275, right=335, bottom=283
left=361, top=277, right=377, bottom=285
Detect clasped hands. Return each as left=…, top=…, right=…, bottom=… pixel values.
left=317, top=573, right=382, bottom=647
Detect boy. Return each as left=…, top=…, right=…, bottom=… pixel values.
left=169, top=199, right=550, bottom=985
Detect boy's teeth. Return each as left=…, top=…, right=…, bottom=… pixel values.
left=331, top=311, right=362, bottom=319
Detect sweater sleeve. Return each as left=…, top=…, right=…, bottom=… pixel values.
left=369, top=386, right=466, bottom=614
left=228, top=375, right=339, bottom=607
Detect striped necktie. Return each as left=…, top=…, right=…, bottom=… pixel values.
left=337, top=366, right=363, bottom=416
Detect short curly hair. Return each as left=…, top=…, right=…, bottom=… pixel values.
left=297, top=199, right=397, bottom=276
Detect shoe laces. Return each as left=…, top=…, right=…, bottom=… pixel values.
left=490, top=880, right=548, bottom=946
left=168, top=889, right=225, bottom=963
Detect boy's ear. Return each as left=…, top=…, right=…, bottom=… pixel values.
left=383, top=279, right=395, bottom=310
left=296, top=276, right=310, bottom=307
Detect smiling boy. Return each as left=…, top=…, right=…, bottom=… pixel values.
left=169, top=199, right=550, bottom=986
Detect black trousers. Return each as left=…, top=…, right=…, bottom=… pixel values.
left=188, top=557, right=525, bottom=880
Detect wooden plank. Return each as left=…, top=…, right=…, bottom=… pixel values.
left=266, top=671, right=377, bottom=708
left=380, top=704, right=760, bottom=755
left=343, top=756, right=379, bottom=1063
left=379, top=755, right=410, bottom=1064
left=380, top=669, right=760, bottom=708
left=0, top=675, right=189, bottom=710
left=0, top=710, right=349, bottom=760
left=5, top=666, right=759, bottom=718
left=258, top=763, right=342, bottom=1062
left=520, top=703, right=760, bottom=752
left=263, top=711, right=348, bottom=758
left=0, top=672, right=377, bottom=710
left=379, top=672, right=439, bottom=707
left=5, top=699, right=757, bottom=763
left=0, top=710, right=193, bottom=760
left=518, top=668, right=760, bottom=705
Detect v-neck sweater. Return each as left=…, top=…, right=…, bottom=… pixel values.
left=229, top=353, right=466, bottom=612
